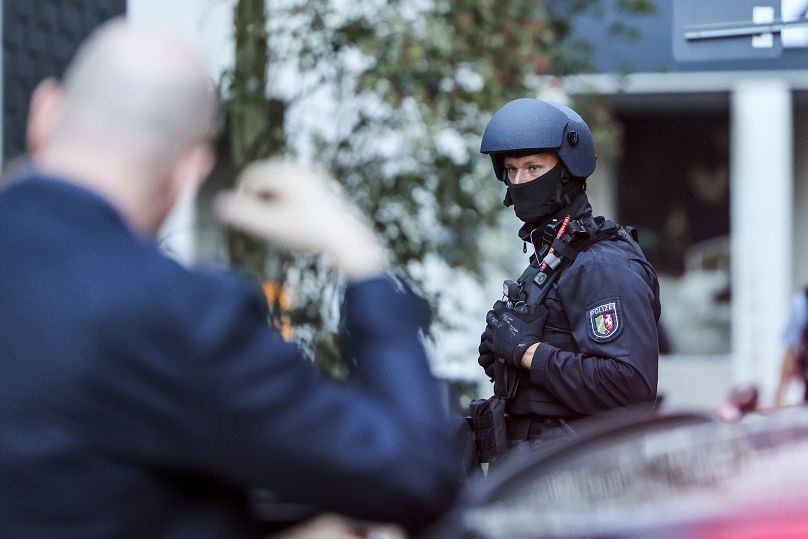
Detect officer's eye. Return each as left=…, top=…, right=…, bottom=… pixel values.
left=528, top=165, right=541, bottom=172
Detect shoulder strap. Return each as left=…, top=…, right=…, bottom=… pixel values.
left=517, top=216, right=624, bottom=309
left=624, top=225, right=640, bottom=243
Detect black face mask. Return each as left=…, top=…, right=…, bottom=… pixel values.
left=507, top=163, right=566, bottom=223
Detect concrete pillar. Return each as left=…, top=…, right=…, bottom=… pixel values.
left=730, top=79, right=792, bottom=404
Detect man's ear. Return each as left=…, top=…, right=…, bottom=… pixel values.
left=26, top=78, right=64, bottom=155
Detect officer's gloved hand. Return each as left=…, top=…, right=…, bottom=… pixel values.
left=485, top=300, right=547, bottom=367
left=477, top=327, right=496, bottom=379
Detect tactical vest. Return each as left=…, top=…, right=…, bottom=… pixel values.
left=494, top=214, right=638, bottom=418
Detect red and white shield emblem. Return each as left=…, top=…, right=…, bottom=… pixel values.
left=602, top=312, right=614, bottom=333
left=588, top=299, right=622, bottom=342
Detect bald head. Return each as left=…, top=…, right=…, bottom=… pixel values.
left=56, top=19, right=217, bottom=166
left=28, top=19, right=219, bottom=234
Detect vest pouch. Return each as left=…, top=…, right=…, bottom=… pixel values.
left=469, top=396, right=509, bottom=463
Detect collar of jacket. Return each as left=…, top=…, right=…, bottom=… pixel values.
left=11, top=173, right=134, bottom=236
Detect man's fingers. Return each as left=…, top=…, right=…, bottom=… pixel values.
left=237, top=163, right=290, bottom=200
left=214, top=191, right=281, bottom=238
left=238, top=159, right=333, bottom=198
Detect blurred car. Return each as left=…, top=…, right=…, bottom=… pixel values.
left=423, top=406, right=808, bottom=539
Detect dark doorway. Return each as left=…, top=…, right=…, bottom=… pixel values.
left=617, top=109, right=730, bottom=275
left=615, top=98, right=731, bottom=354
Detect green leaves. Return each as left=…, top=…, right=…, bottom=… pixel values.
left=224, top=0, right=651, bottom=376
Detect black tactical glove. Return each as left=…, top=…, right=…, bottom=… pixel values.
left=485, top=300, right=548, bottom=367
left=477, top=326, right=496, bottom=379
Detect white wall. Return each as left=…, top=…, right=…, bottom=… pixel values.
left=658, top=355, right=733, bottom=411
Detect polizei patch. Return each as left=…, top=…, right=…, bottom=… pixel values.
left=587, top=298, right=623, bottom=342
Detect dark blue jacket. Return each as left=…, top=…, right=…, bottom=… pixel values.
left=0, top=176, right=460, bottom=538
left=508, top=195, right=661, bottom=418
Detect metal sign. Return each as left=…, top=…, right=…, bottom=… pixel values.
left=674, top=0, right=782, bottom=61
left=782, top=0, right=808, bottom=46
left=674, top=0, right=808, bottom=62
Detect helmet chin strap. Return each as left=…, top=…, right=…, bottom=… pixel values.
left=539, top=180, right=566, bottom=216
left=559, top=168, right=587, bottom=206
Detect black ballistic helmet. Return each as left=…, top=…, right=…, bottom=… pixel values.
left=480, top=98, right=597, bottom=182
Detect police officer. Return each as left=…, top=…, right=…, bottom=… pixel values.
left=476, top=98, right=661, bottom=451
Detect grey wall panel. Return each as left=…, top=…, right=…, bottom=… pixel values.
left=3, top=0, right=125, bottom=161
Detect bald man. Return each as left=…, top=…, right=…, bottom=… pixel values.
left=0, top=20, right=460, bottom=538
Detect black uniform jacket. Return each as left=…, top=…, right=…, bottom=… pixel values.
left=508, top=196, right=661, bottom=418
left=0, top=176, right=460, bottom=538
